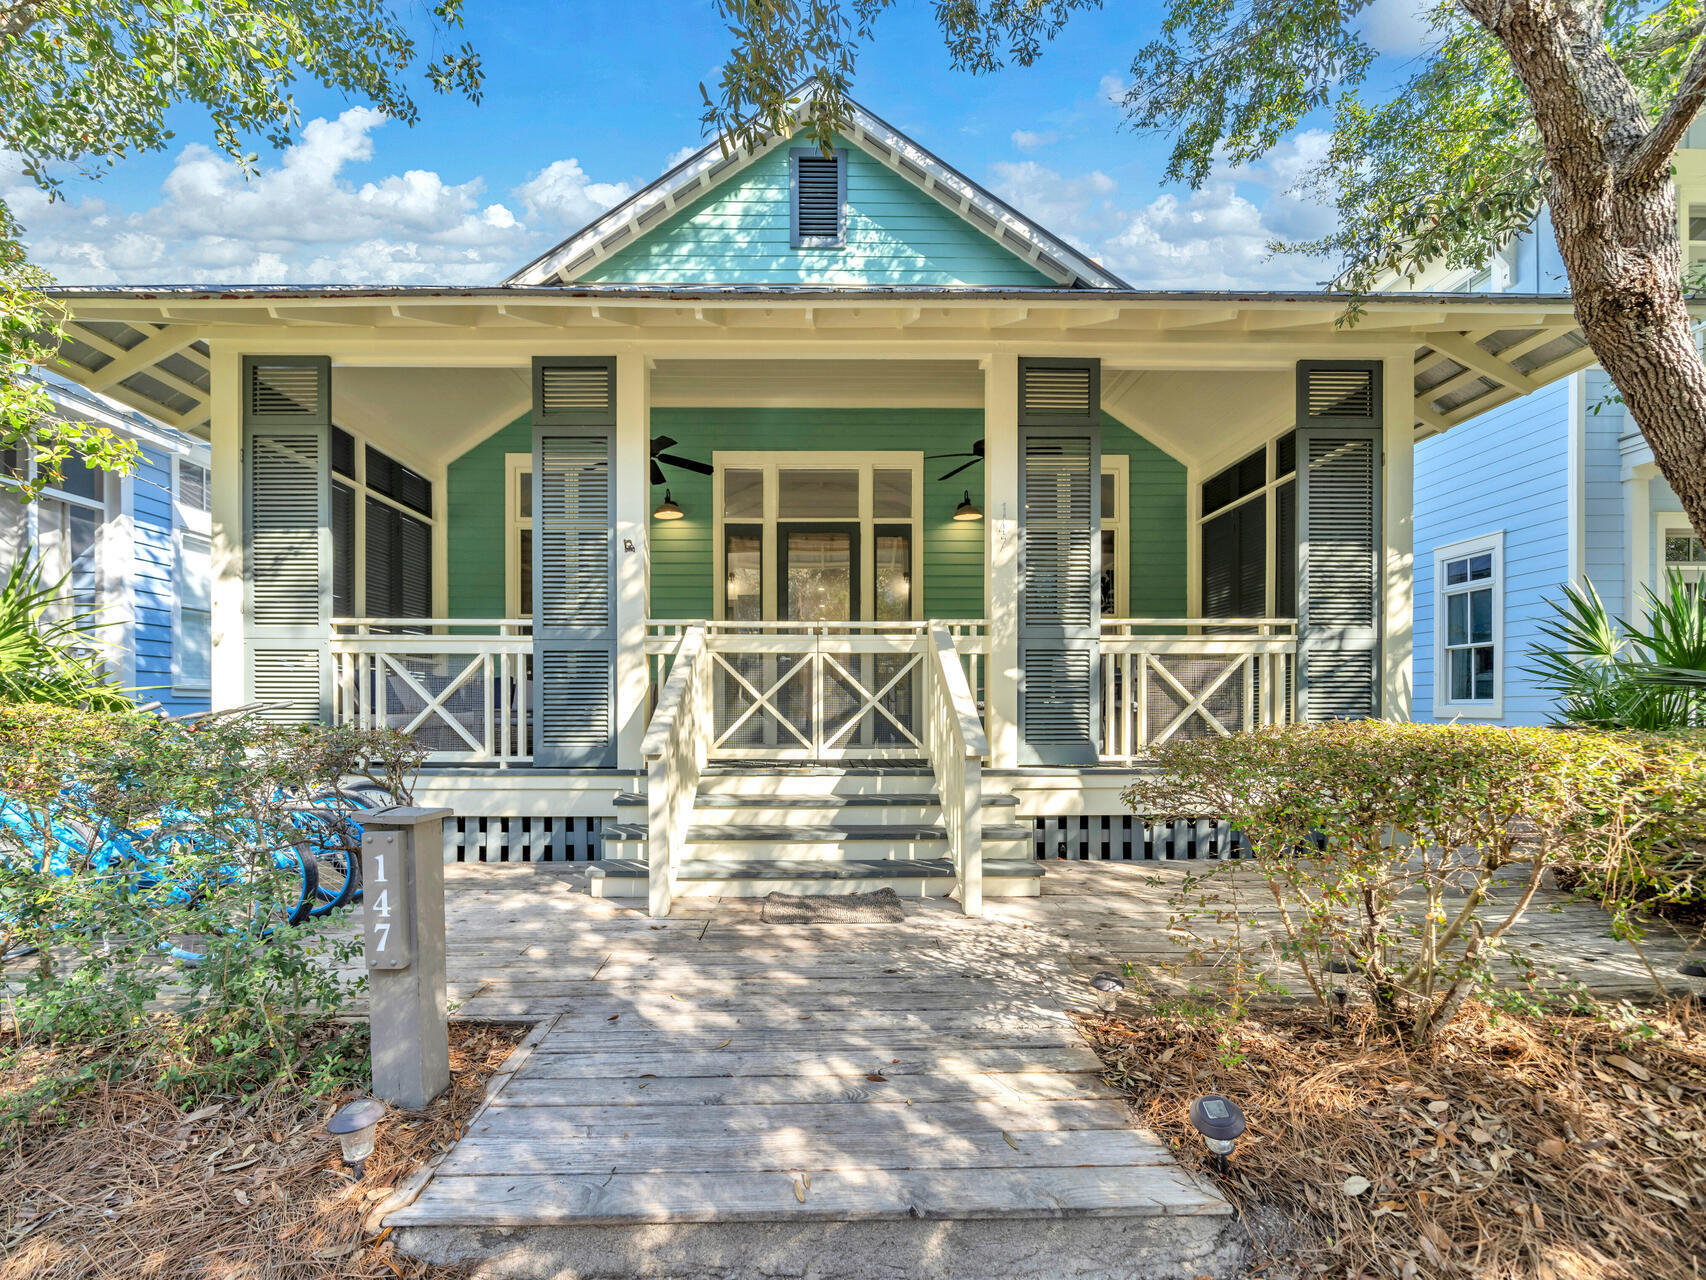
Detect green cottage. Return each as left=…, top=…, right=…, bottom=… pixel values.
left=50, top=93, right=1597, bottom=915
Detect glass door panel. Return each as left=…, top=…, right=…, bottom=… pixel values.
left=781, top=526, right=858, bottom=622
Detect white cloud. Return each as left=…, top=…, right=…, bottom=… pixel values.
left=665, top=144, right=701, bottom=170
left=1359, top=0, right=1442, bottom=57
left=987, top=140, right=1338, bottom=289
left=10, top=108, right=632, bottom=285
left=1010, top=129, right=1056, bottom=151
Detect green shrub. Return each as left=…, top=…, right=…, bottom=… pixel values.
left=1528, top=572, right=1706, bottom=729
left=0, top=705, right=423, bottom=1107
left=1568, top=728, right=1706, bottom=921
left=0, top=561, right=130, bottom=710
left=1122, top=721, right=1658, bottom=1043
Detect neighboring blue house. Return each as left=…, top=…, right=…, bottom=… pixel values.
left=1405, top=202, right=1703, bottom=726
left=1, top=373, right=213, bottom=714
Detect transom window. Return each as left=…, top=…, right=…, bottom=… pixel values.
left=1433, top=532, right=1503, bottom=717
left=715, top=454, right=922, bottom=623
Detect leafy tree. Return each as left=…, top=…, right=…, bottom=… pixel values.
left=0, top=0, right=482, bottom=498
left=702, top=0, right=1706, bottom=542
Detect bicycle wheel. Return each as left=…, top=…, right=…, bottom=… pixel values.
left=287, top=806, right=360, bottom=916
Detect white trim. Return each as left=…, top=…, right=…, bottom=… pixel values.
left=1101, top=454, right=1129, bottom=618
left=504, top=451, right=532, bottom=619
left=710, top=450, right=925, bottom=622
left=1566, top=370, right=1585, bottom=588
left=1431, top=529, right=1505, bottom=720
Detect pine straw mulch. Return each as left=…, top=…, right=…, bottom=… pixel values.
left=0, top=1020, right=528, bottom=1280
left=1079, top=1000, right=1706, bottom=1280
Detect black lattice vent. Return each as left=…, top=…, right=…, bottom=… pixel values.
left=1032, top=815, right=1250, bottom=861
left=448, top=815, right=604, bottom=863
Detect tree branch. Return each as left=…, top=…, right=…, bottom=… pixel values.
left=1623, top=34, right=1706, bottom=185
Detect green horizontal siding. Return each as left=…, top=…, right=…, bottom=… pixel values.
left=445, top=407, right=1187, bottom=623
left=582, top=136, right=1055, bottom=288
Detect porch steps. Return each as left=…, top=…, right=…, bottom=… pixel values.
left=589, top=855, right=1043, bottom=899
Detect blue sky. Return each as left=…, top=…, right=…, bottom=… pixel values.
left=7, top=0, right=1433, bottom=290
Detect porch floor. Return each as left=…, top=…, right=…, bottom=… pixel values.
left=382, top=860, right=1703, bottom=1246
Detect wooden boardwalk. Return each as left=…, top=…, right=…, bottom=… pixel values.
left=385, top=858, right=1702, bottom=1237
left=388, top=864, right=1225, bottom=1231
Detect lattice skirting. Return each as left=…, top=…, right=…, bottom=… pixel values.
left=1032, top=815, right=1249, bottom=861
left=446, top=816, right=605, bottom=863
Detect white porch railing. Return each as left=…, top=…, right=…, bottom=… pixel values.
left=640, top=626, right=710, bottom=918
left=925, top=621, right=987, bottom=915
left=644, top=621, right=987, bottom=762
left=330, top=619, right=533, bottom=764
left=1098, top=618, right=1297, bottom=764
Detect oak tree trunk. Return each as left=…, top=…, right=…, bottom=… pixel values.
left=1461, top=0, right=1706, bottom=542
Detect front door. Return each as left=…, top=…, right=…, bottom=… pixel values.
left=779, top=524, right=860, bottom=622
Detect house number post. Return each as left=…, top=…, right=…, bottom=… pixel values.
left=360, top=807, right=452, bottom=1109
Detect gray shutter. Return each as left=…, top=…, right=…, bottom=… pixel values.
left=1295, top=362, right=1382, bottom=721
left=790, top=148, right=847, bottom=247
left=533, top=356, right=615, bottom=427
left=243, top=357, right=331, bottom=722
left=532, top=409, right=617, bottom=766
left=1018, top=415, right=1102, bottom=766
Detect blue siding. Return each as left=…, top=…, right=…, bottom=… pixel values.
left=1581, top=369, right=1626, bottom=615
left=1413, top=378, right=1572, bottom=726
left=130, top=446, right=208, bottom=716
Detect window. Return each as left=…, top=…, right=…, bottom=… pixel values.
left=1690, top=204, right=1706, bottom=270
left=37, top=454, right=107, bottom=618
left=1100, top=459, right=1128, bottom=617
left=506, top=453, right=532, bottom=618
left=1433, top=533, right=1503, bottom=717
left=328, top=428, right=435, bottom=623
left=790, top=148, right=846, bottom=247
left=1661, top=517, right=1706, bottom=590
left=173, top=454, right=213, bottom=690
left=1198, top=433, right=1295, bottom=621
left=711, top=453, right=922, bottom=622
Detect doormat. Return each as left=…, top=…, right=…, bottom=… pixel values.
left=761, top=887, right=906, bottom=923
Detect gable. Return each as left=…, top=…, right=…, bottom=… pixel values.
left=578, top=133, right=1057, bottom=288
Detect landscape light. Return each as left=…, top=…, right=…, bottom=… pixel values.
left=1089, top=970, right=1125, bottom=1013
left=1188, top=1094, right=1246, bottom=1168
left=325, top=1097, right=386, bottom=1178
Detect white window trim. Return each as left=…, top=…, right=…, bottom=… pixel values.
left=504, top=452, right=531, bottom=620
left=1432, top=530, right=1505, bottom=720
left=172, top=452, right=213, bottom=693
left=1657, top=511, right=1705, bottom=591
left=711, top=451, right=924, bottom=622
left=1102, top=455, right=1129, bottom=617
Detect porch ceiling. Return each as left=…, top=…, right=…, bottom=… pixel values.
left=44, top=285, right=1628, bottom=441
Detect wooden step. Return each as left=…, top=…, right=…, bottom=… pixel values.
left=589, top=857, right=1044, bottom=899
left=612, top=790, right=1019, bottom=827
left=602, top=821, right=1033, bottom=863
left=694, top=766, right=939, bottom=797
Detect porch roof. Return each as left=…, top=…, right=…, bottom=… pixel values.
left=44, top=284, right=1614, bottom=442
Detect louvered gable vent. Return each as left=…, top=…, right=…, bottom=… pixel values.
left=1019, top=358, right=1100, bottom=428
left=533, top=357, right=615, bottom=426
left=791, top=148, right=846, bottom=247
left=245, top=357, right=330, bottom=426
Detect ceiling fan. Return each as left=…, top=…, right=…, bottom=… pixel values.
left=650, top=435, right=714, bottom=486
left=927, top=439, right=983, bottom=482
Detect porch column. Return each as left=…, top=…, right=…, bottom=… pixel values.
left=983, top=354, right=1020, bottom=768
left=614, top=351, right=651, bottom=771
left=207, top=344, right=245, bottom=710
left=1380, top=351, right=1415, bottom=720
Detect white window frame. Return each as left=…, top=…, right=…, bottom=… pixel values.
left=1193, top=432, right=1297, bottom=619
left=1432, top=530, right=1505, bottom=719
left=1101, top=455, right=1129, bottom=617
left=504, top=452, right=532, bottom=620
left=172, top=453, right=213, bottom=692
left=1657, top=512, right=1706, bottom=593
left=711, top=451, right=924, bottom=622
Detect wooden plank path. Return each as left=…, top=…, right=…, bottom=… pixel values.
left=388, top=864, right=1226, bottom=1231
left=382, top=857, right=1700, bottom=1237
